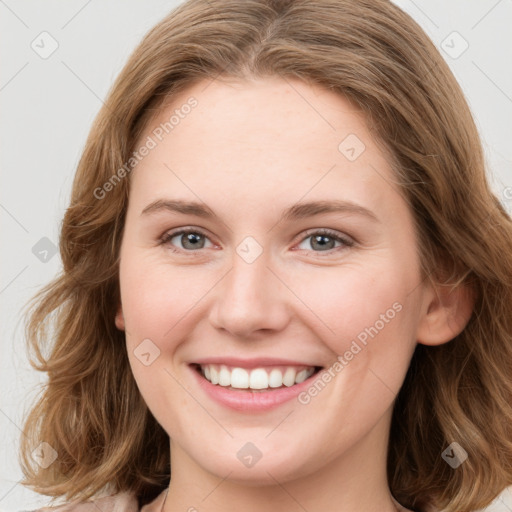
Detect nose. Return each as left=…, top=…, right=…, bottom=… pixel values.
left=208, top=247, right=291, bottom=338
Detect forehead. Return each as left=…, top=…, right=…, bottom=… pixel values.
left=144, top=76, right=374, bottom=155
left=129, top=76, right=402, bottom=221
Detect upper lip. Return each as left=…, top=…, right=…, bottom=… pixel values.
left=190, top=357, right=322, bottom=369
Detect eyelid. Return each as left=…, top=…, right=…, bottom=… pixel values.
left=160, top=226, right=355, bottom=254
left=297, top=228, right=354, bottom=247
left=160, top=227, right=216, bottom=253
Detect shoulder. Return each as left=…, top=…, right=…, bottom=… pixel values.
left=22, top=488, right=167, bottom=512
left=26, top=491, right=139, bottom=512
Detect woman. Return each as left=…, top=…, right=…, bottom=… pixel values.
left=19, top=0, right=512, bottom=511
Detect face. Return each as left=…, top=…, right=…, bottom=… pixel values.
left=115, top=76, right=431, bottom=485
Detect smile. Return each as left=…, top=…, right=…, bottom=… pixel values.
left=195, top=363, right=319, bottom=391
left=189, top=362, right=323, bottom=412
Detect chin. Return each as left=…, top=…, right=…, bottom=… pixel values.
left=196, top=449, right=313, bottom=486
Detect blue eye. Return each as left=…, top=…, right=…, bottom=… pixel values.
left=162, top=229, right=213, bottom=251
left=161, top=228, right=354, bottom=255
left=297, top=229, right=354, bottom=253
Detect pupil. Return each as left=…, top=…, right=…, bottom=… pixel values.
left=313, top=234, right=333, bottom=250
left=184, top=233, right=202, bottom=249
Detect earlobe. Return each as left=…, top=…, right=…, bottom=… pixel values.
left=416, top=280, right=475, bottom=346
left=115, top=304, right=125, bottom=331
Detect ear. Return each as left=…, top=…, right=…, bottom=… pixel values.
left=115, top=303, right=125, bottom=331
left=416, top=279, right=475, bottom=346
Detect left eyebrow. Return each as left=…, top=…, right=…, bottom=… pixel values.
left=281, top=199, right=379, bottom=223
left=140, top=198, right=380, bottom=223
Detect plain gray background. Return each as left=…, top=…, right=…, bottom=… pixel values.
left=1, top=1, right=511, bottom=510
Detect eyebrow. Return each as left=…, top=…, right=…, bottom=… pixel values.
left=141, top=198, right=379, bottom=223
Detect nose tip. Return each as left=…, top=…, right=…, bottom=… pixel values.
left=208, top=254, right=290, bottom=338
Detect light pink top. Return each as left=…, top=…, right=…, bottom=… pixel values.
left=32, top=489, right=167, bottom=512
left=30, top=490, right=439, bottom=511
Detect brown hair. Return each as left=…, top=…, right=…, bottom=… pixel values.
left=19, top=0, right=512, bottom=510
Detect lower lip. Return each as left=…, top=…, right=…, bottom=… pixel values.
left=190, top=365, right=321, bottom=412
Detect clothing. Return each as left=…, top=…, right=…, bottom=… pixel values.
left=28, top=489, right=167, bottom=512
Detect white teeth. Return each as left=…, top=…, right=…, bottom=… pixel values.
left=282, top=367, right=296, bottom=387
left=295, top=369, right=311, bottom=384
left=268, top=368, right=283, bottom=388
left=210, top=366, right=219, bottom=385
left=219, top=365, right=231, bottom=386
left=231, top=368, right=249, bottom=389
left=249, top=369, right=268, bottom=389
left=199, top=364, right=316, bottom=390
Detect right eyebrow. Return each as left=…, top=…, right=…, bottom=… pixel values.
left=141, top=199, right=215, bottom=218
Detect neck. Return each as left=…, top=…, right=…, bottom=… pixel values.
left=162, top=412, right=411, bottom=512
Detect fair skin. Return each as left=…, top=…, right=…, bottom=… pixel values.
left=115, top=76, right=473, bottom=512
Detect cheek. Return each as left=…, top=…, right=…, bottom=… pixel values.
left=119, top=253, right=194, bottom=431
left=288, top=267, right=420, bottom=444
left=287, top=259, right=420, bottom=400
left=290, top=264, right=413, bottom=347
left=119, top=254, right=205, bottom=342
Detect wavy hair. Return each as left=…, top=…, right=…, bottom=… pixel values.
left=19, top=0, right=512, bottom=510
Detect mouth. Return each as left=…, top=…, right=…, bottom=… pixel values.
left=190, top=363, right=323, bottom=393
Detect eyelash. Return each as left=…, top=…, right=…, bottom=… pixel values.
left=160, top=227, right=355, bottom=257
